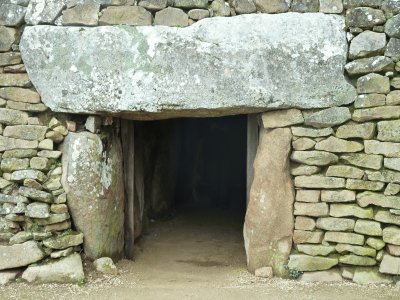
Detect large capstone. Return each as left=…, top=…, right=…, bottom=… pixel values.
left=20, top=14, right=355, bottom=119
left=244, top=127, right=294, bottom=277
left=61, top=130, right=125, bottom=260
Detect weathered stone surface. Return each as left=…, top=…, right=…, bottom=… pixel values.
left=291, top=165, right=320, bottom=176
left=0, top=108, right=28, bottom=125
left=62, top=1, right=100, bottom=26
left=383, top=226, right=400, bottom=245
left=210, top=0, right=230, bottom=16
left=0, top=194, right=27, bottom=204
left=20, top=14, right=356, bottom=119
left=379, top=254, right=400, bottom=274
left=292, top=137, right=315, bottom=151
left=93, top=257, right=118, bottom=275
left=346, top=7, right=385, bottom=28
left=0, top=52, right=21, bottom=67
left=3, top=149, right=36, bottom=159
left=345, top=56, right=394, bottom=75
left=0, top=4, right=26, bottom=26
left=99, top=6, right=151, bottom=26
left=330, top=204, right=374, bottom=219
left=325, top=232, right=365, bottom=245
left=25, top=0, right=66, bottom=25
left=22, top=253, right=84, bottom=283
left=387, top=90, right=400, bottom=105
left=231, top=0, right=257, bottom=14
left=357, top=191, right=400, bottom=209
left=357, top=73, right=390, bottom=94
left=6, top=101, right=47, bottom=112
left=0, top=270, right=19, bottom=286
left=374, top=210, right=400, bottom=225
left=366, top=237, right=385, bottom=250
left=385, top=182, right=400, bottom=195
left=0, top=241, right=45, bottom=270
left=316, top=217, right=355, bottom=231
left=355, top=219, right=382, bottom=236
left=354, top=94, right=386, bottom=108
left=383, top=0, right=400, bottom=17
left=19, top=186, right=52, bottom=203
left=188, top=9, right=209, bottom=20
left=353, top=267, right=393, bottom=284
left=154, top=7, right=188, bottom=27
left=296, top=190, right=320, bottom=203
left=293, top=230, right=323, bottom=244
left=320, top=0, right=343, bottom=13
left=0, top=87, right=40, bottom=103
left=9, top=231, right=32, bottom=245
left=11, top=170, right=46, bottom=182
left=339, top=255, right=376, bottom=266
left=383, top=157, right=400, bottom=172
left=43, top=232, right=83, bottom=249
left=347, top=179, right=384, bottom=191
left=1, top=158, right=29, bottom=173
left=321, top=190, right=355, bottom=203
left=3, top=125, right=47, bottom=141
left=291, top=126, right=333, bottom=137
left=304, top=107, right=351, bottom=128
left=366, top=169, right=400, bottom=183
left=0, top=136, right=37, bottom=152
left=385, top=38, right=400, bottom=61
left=294, top=176, right=345, bottom=189
left=139, top=0, right=167, bottom=10
left=349, top=31, right=386, bottom=59
left=385, top=14, right=400, bottom=38
left=388, top=244, right=400, bottom=256
left=336, top=122, right=375, bottom=139
left=0, top=73, right=30, bottom=87
left=288, top=254, right=338, bottom=271
left=340, top=153, right=383, bottom=170
left=295, top=216, right=316, bottom=230
left=336, top=244, right=376, bottom=257
left=291, top=151, right=338, bottom=166
left=365, top=140, right=400, bottom=157
left=294, top=202, right=329, bottom=217
left=296, top=244, right=336, bottom=256
left=254, top=0, right=290, bottom=13
left=291, top=0, right=319, bottom=12
left=377, top=120, right=400, bottom=142
left=244, top=128, right=293, bottom=276
left=315, top=137, right=364, bottom=153
left=0, top=26, right=16, bottom=52
left=301, top=268, right=343, bottom=282
left=254, top=266, right=273, bottom=278
left=26, top=202, right=50, bottom=218
left=326, top=165, right=364, bottom=179
left=262, top=109, right=303, bottom=128
left=62, top=131, right=124, bottom=260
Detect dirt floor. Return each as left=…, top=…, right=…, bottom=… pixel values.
left=1, top=212, right=400, bottom=300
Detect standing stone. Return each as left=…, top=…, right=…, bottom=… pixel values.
left=22, top=253, right=84, bottom=284
left=262, top=109, right=304, bottom=128
left=304, top=107, right=351, bottom=128
left=62, top=131, right=125, bottom=260
left=357, top=73, right=390, bottom=94
left=99, top=6, right=152, bottom=26
left=244, top=128, right=294, bottom=277
left=154, top=7, right=188, bottom=27
left=349, top=31, right=386, bottom=59
left=0, top=241, right=45, bottom=270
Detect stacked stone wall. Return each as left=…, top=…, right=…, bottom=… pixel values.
left=2, top=0, right=400, bottom=285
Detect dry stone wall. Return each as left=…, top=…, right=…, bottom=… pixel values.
left=1, top=0, right=400, bottom=286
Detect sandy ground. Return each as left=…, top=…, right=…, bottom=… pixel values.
left=1, top=211, right=399, bottom=300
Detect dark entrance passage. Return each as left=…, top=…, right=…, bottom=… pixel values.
left=128, top=115, right=248, bottom=270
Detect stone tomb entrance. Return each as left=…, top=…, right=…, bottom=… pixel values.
left=122, top=115, right=248, bottom=268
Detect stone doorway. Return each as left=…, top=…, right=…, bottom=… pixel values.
left=122, top=115, right=249, bottom=267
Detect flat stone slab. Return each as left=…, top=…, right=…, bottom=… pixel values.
left=20, top=14, right=355, bottom=119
